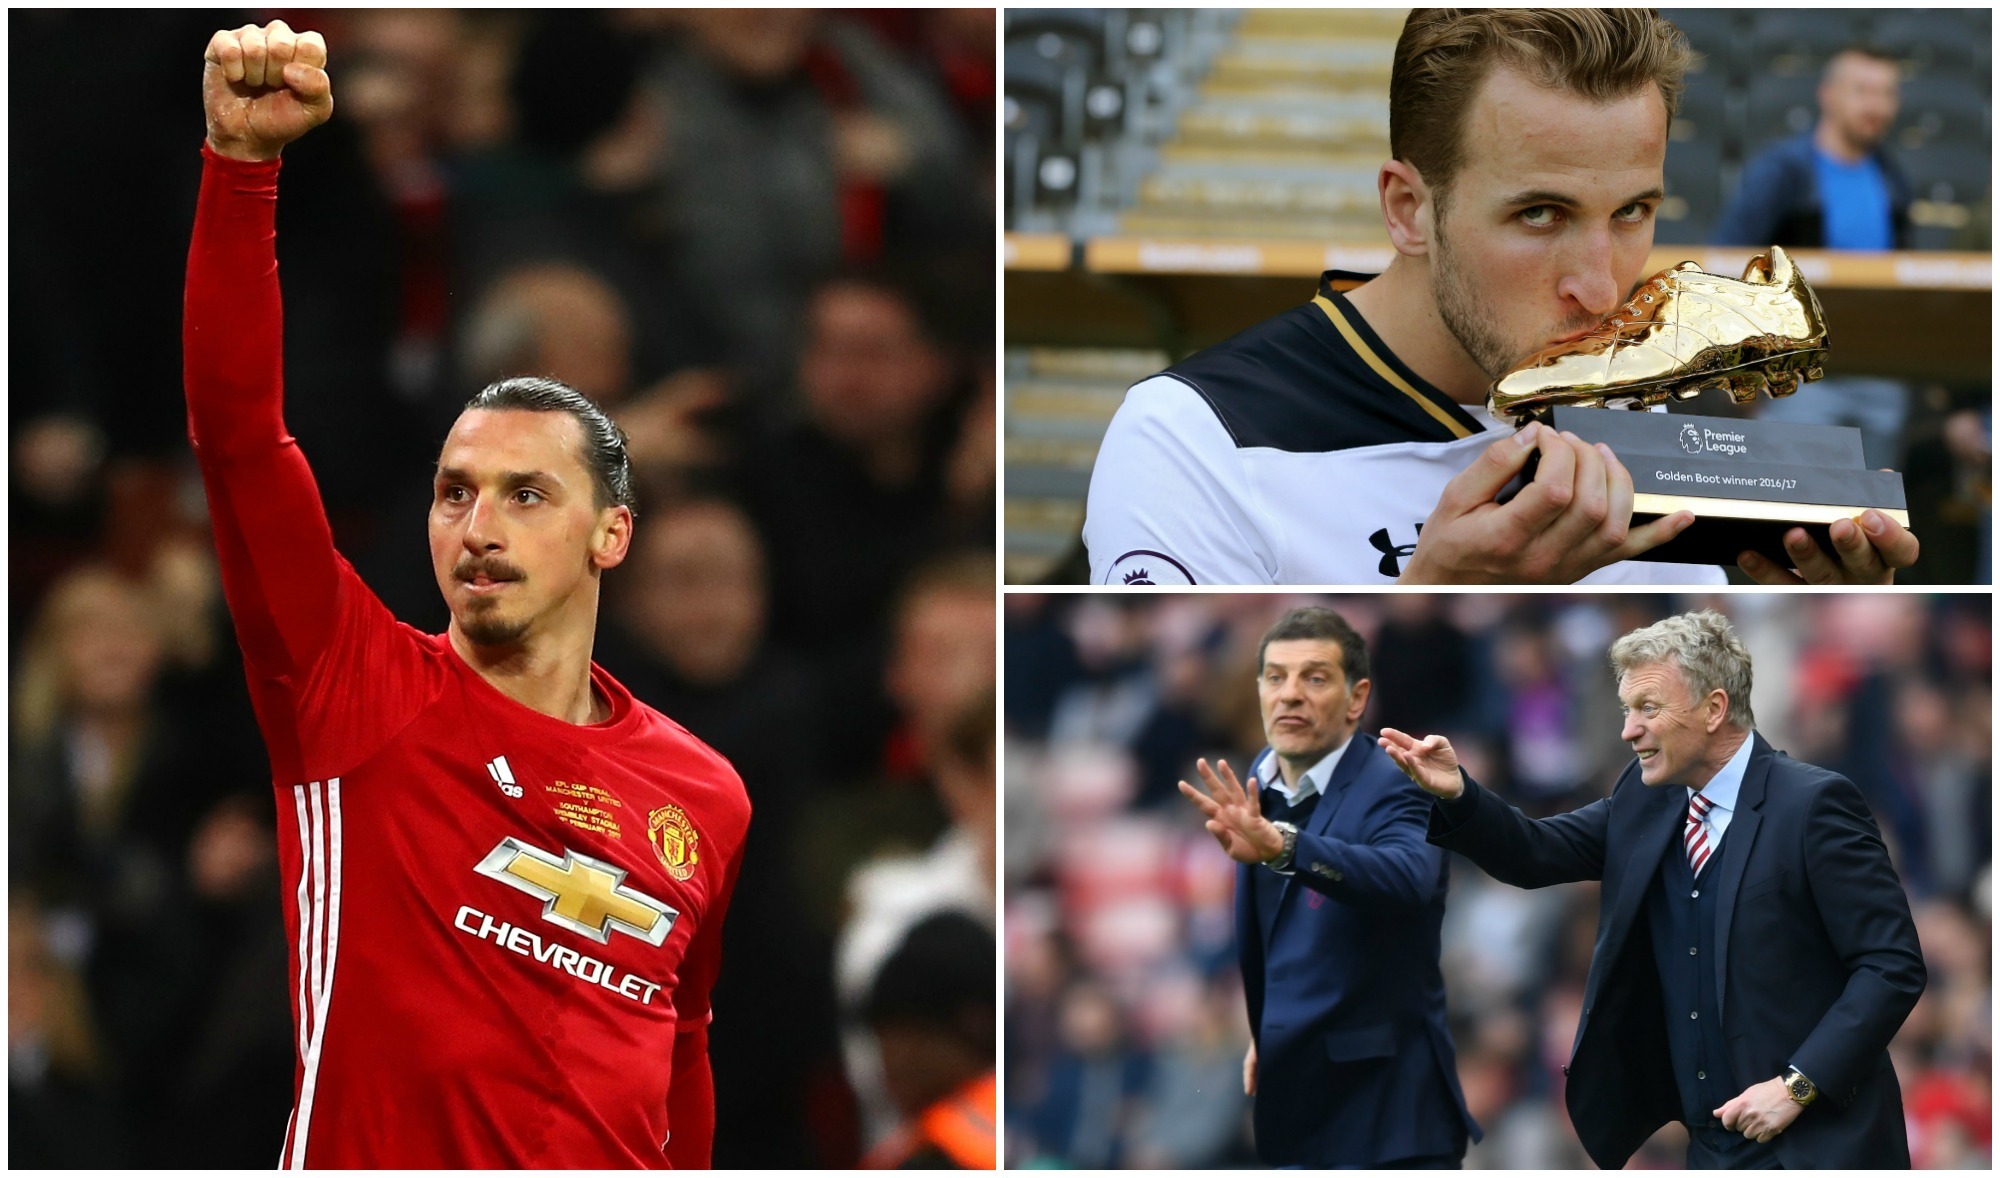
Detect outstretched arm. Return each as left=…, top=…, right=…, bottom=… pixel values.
left=1285, top=777, right=1445, bottom=907
left=1382, top=728, right=1611, bottom=888
left=1178, top=753, right=1444, bottom=907
left=185, top=21, right=343, bottom=682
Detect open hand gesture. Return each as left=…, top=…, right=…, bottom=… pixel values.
left=1376, top=728, right=1466, bottom=800
left=1177, top=758, right=1282, bottom=865
left=203, top=20, right=333, bottom=162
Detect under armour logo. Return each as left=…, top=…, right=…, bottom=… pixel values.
left=1368, top=525, right=1421, bottom=577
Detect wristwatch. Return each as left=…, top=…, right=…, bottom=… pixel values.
left=1783, top=1067, right=1818, bottom=1107
left=1264, top=821, right=1299, bottom=875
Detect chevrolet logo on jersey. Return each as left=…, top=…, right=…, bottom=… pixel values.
left=475, top=838, right=678, bottom=946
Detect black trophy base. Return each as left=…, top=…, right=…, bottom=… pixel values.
left=1533, top=406, right=1910, bottom=567
left=1628, top=510, right=1834, bottom=567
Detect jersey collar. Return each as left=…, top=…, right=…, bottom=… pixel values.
left=1312, top=271, right=1489, bottom=439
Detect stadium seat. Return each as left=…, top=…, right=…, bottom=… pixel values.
left=1672, top=70, right=1732, bottom=148
left=1659, top=135, right=1726, bottom=245
left=1898, top=143, right=1988, bottom=250
left=1006, top=43, right=1075, bottom=150
left=1894, top=74, right=1991, bottom=153
left=1661, top=9, right=1744, bottom=80
left=1872, top=10, right=1991, bottom=79
left=1746, top=10, right=1863, bottom=78
left=1899, top=143, right=1990, bottom=207
left=1004, top=10, right=1106, bottom=78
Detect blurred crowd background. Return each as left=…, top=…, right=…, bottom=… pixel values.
left=10, top=9, right=994, bottom=1168
left=1005, top=593, right=1991, bottom=1168
left=1002, top=7, right=1991, bottom=585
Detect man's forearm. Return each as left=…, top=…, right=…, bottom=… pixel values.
left=184, top=143, right=342, bottom=678
left=1425, top=771, right=1610, bottom=889
left=185, top=143, right=289, bottom=457
left=664, top=1022, right=715, bottom=1167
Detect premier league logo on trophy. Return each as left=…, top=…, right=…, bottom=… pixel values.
left=1488, top=246, right=1910, bottom=566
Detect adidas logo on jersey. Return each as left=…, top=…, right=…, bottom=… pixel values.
left=487, top=755, right=523, bottom=798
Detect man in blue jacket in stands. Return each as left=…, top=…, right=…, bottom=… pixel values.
left=1713, top=45, right=1914, bottom=470
left=1179, top=606, right=1480, bottom=1167
left=1713, top=45, right=1912, bottom=250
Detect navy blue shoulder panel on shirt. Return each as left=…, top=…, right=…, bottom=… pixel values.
left=1154, top=288, right=1483, bottom=453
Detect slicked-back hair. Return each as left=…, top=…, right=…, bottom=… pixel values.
left=1609, top=609, right=1755, bottom=730
left=1391, top=9, right=1695, bottom=206
left=459, top=376, right=636, bottom=515
left=1258, top=606, right=1370, bottom=686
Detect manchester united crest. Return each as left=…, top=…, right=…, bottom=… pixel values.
left=646, top=804, right=700, bottom=882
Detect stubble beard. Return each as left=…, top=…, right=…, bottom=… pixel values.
left=1431, top=206, right=1524, bottom=382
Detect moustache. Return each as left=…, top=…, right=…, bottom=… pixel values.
left=454, top=557, right=526, bottom=584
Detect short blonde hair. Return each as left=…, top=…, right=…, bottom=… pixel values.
left=1391, top=9, right=1695, bottom=200
left=1609, top=609, right=1755, bottom=730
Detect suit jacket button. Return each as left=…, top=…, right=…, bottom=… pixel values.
left=1332, top=871, right=1344, bottom=881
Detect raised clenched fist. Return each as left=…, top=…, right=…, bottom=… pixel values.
left=202, top=20, right=332, bottom=162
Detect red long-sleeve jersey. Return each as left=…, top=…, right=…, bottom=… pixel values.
left=183, top=143, right=749, bottom=1169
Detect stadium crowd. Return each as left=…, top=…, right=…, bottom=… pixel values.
left=10, top=10, right=994, bottom=1168
left=1004, top=593, right=1991, bottom=1168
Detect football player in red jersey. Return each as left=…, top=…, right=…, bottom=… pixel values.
left=188, top=21, right=749, bottom=1167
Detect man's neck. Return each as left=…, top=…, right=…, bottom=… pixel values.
left=1275, top=755, right=1307, bottom=789
left=1813, top=119, right=1870, bottom=166
left=1344, top=256, right=1495, bottom=407
left=1275, top=733, right=1349, bottom=791
left=449, top=618, right=607, bottom=726
left=1686, top=727, right=1751, bottom=790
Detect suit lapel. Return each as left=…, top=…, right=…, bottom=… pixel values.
left=1709, top=733, right=1772, bottom=1026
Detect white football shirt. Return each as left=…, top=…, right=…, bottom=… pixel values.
left=1083, top=272, right=1727, bottom=587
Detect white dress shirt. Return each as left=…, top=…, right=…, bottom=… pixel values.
left=1688, top=731, right=1756, bottom=845
left=1257, top=735, right=1354, bottom=810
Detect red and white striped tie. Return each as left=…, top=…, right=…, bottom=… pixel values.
left=1685, top=791, right=1715, bottom=877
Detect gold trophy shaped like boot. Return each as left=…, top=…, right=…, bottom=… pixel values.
left=1490, top=245, right=1828, bottom=423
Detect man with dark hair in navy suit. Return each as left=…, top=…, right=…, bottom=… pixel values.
left=1382, top=608, right=1925, bottom=1169
left=1179, top=606, right=1480, bottom=1168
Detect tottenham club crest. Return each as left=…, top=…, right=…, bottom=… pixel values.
left=646, top=804, right=700, bottom=882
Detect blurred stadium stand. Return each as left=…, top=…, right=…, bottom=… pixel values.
left=1005, top=347, right=1167, bottom=583
left=10, top=9, right=993, bottom=1169
left=1004, top=593, right=1993, bottom=1169
left=1003, top=8, right=1991, bottom=585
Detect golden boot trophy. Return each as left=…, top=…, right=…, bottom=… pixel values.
left=1489, top=246, right=1909, bottom=567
